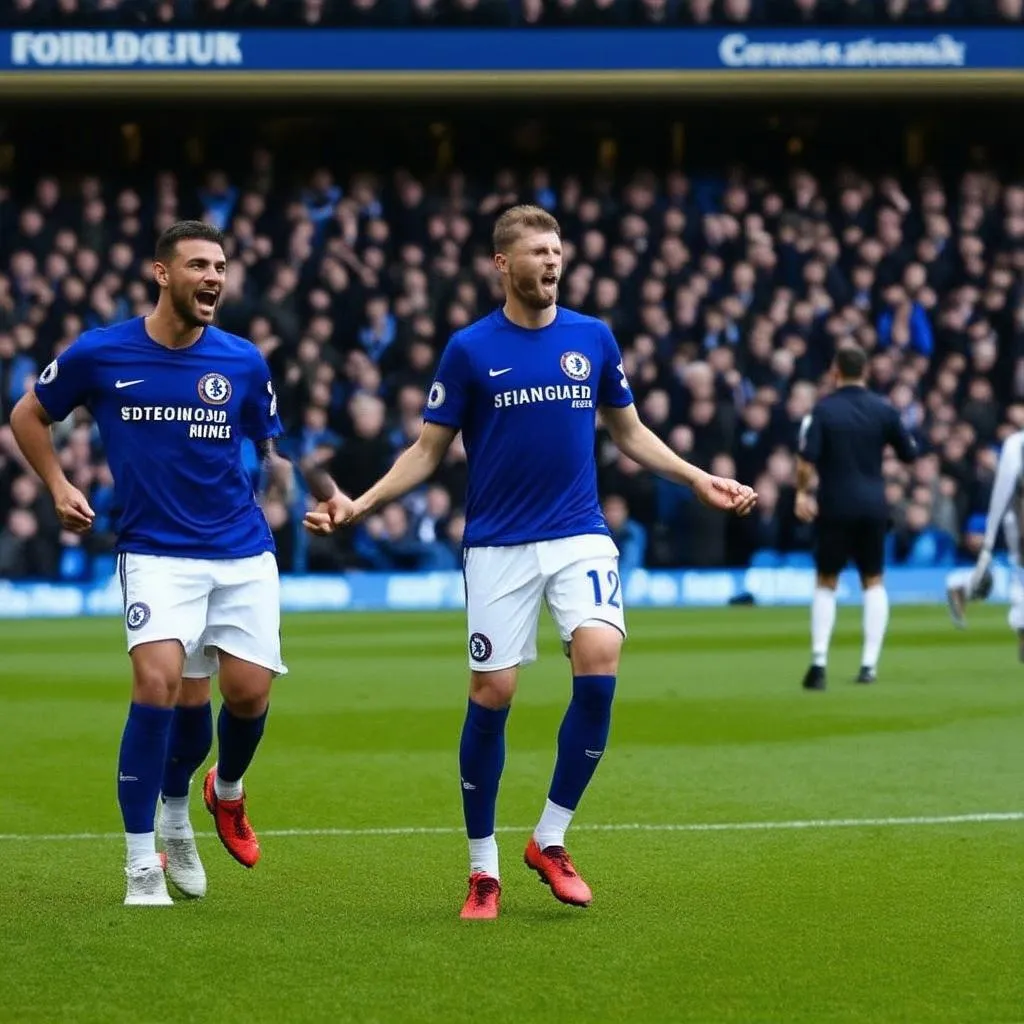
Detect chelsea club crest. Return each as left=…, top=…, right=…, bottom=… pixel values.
left=197, top=373, right=233, bottom=405
left=560, top=351, right=591, bottom=382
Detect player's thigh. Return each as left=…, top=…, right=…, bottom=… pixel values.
left=119, top=553, right=211, bottom=661
left=464, top=545, right=545, bottom=671
left=545, top=551, right=627, bottom=649
left=814, top=520, right=850, bottom=578
left=203, top=552, right=287, bottom=678
left=851, top=519, right=886, bottom=582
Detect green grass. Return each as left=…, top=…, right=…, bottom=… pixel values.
left=0, top=605, right=1022, bottom=1023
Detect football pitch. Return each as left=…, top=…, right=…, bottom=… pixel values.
left=0, top=605, right=1021, bottom=1024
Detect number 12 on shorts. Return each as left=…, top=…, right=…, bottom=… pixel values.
left=587, top=569, right=621, bottom=608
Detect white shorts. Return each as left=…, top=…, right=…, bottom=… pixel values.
left=463, top=534, right=626, bottom=672
left=117, top=551, right=287, bottom=678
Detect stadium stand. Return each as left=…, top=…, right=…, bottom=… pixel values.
left=1, top=0, right=1021, bottom=25
left=1, top=104, right=1023, bottom=581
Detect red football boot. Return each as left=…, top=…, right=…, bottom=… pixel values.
left=460, top=873, right=501, bottom=920
left=203, top=766, right=260, bottom=868
left=524, top=838, right=592, bottom=907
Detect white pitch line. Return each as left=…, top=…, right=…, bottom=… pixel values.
left=0, top=811, right=1020, bottom=843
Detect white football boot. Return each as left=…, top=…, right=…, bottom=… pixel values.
left=124, top=860, right=173, bottom=907
left=157, top=804, right=208, bottom=899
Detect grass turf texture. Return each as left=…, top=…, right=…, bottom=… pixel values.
left=0, top=605, right=1021, bottom=1024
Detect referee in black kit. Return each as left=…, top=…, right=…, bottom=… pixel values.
left=795, top=341, right=918, bottom=690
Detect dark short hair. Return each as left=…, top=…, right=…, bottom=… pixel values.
left=492, top=204, right=561, bottom=255
left=155, top=220, right=225, bottom=264
left=835, top=342, right=868, bottom=381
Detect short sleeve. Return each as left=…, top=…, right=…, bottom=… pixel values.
left=597, top=324, right=633, bottom=409
left=798, top=409, right=822, bottom=464
left=423, top=334, right=471, bottom=429
left=242, top=350, right=284, bottom=442
left=34, top=339, right=94, bottom=422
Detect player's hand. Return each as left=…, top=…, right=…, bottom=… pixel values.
left=795, top=491, right=818, bottom=523
left=968, top=549, right=993, bottom=598
left=695, top=474, right=758, bottom=516
left=302, top=492, right=357, bottom=536
left=52, top=481, right=95, bottom=533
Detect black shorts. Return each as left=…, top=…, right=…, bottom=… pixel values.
left=815, top=517, right=887, bottom=578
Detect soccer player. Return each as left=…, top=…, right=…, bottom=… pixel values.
left=303, top=204, right=757, bottom=920
left=946, top=429, right=1024, bottom=651
left=795, top=341, right=918, bottom=690
left=10, top=221, right=339, bottom=907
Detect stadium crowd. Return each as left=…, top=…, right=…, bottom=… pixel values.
left=1, top=150, right=1023, bottom=580
left=3, top=0, right=1022, bottom=25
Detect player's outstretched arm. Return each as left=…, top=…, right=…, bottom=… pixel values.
left=602, top=404, right=757, bottom=516
left=303, top=422, right=457, bottom=536
left=9, top=392, right=95, bottom=533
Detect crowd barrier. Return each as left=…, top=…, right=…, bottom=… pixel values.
left=0, top=563, right=1014, bottom=619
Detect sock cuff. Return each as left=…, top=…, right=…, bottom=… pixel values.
left=466, top=699, right=510, bottom=733
left=571, top=674, right=617, bottom=697
left=863, top=583, right=887, bottom=595
left=219, top=703, right=269, bottom=725
left=813, top=586, right=837, bottom=598
left=128, top=703, right=174, bottom=729
left=175, top=702, right=212, bottom=720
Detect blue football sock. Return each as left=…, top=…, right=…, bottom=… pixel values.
left=216, top=704, right=268, bottom=784
left=548, top=675, right=616, bottom=811
left=459, top=700, right=509, bottom=839
left=161, top=702, right=213, bottom=800
left=117, top=703, right=174, bottom=834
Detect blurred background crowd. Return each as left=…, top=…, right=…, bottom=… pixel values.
left=3, top=0, right=1022, bottom=26
left=0, top=46, right=1021, bottom=584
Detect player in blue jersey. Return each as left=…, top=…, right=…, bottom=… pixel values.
left=10, top=221, right=342, bottom=907
left=304, top=205, right=757, bottom=920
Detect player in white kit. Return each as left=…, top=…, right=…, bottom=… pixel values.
left=304, top=205, right=757, bottom=920
left=946, top=430, right=1024, bottom=651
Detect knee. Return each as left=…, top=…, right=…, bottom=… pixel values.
left=177, top=679, right=212, bottom=708
left=218, top=657, right=272, bottom=718
left=817, top=574, right=839, bottom=591
left=219, top=680, right=270, bottom=718
left=862, top=574, right=884, bottom=590
left=131, top=653, right=182, bottom=707
left=470, top=670, right=516, bottom=709
left=569, top=625, right=623, bottom=677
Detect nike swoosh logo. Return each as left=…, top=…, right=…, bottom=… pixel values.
left=489, top=368, right=512, bottom=377
left=115, top=379, right=144, bottom=389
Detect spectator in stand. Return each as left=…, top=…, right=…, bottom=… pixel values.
left=3, top=141, right=1024, bottom=577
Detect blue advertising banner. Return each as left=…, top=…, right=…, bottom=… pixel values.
left=1, top=27, right=1022, bottom=73
left=0, top=564, right=1012, bottom=619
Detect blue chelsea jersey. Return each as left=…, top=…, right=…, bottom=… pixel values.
left=423, top=306, right=634, bottom=548
left=34, top=317, right=283, bottom=560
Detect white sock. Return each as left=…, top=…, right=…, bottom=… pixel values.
left=214, top=774, right=243, bottom=802
left=533, top=799, right=575, bottom=850
left=160, top=795, right=192, bottom=833
left=125, top=831, right=159, bottom=871
left=468, top=835, right=499, bottom=879
left=811, top=587, right=837, bottom=668
left=862, top=584, right=890, bottom=669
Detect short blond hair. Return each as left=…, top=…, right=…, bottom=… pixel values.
left=492, top=204, right=561, bottom=255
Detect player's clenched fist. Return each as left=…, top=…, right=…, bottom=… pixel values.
left=694, top=474, right=758, bottom=517
left=52, top=480, right=96, bottom=533
left=302, top=492, right=357, bottom=535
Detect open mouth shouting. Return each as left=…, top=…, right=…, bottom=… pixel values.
left=195, top=287, right=220, bottom=316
